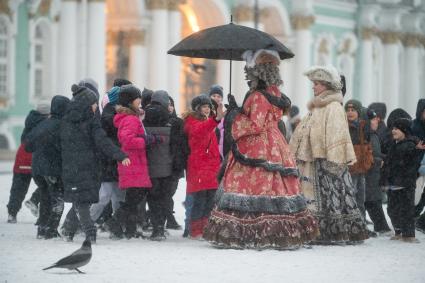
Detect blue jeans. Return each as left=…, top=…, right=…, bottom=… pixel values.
left=184, top=194, right=194, bottom=231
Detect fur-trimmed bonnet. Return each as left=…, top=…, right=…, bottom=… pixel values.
left=304, top=65, right=342, bottom=91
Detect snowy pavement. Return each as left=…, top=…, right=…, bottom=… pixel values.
left=0, top=161, right=424, bottom=283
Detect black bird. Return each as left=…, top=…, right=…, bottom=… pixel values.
left=43, top=239, right=92, bottom=273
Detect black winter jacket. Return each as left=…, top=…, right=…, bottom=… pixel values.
left=61, top=91, right=127, bottom=204
left=381, top=137, right=420, bottom=189
left=21, top=110, right=48, bottom=143
left=25, top=96, right=70, bottom=177
left=99, top=103, right=120, bottom=182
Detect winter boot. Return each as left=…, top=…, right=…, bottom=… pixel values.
left=7, top=214, right=17, bottom=224
left=37, top=225, right=47, bottom=239
left=108, top=206, right=129, bottom=239
left=401, top=237, right=420, bottom=243
left=150, top=226, right=166, bottom=241
left=190, top=218, right=204, bottom=239
left=44, top=228, right=61, bottom=240
left=25, top=199, right=39, bottom=218
left=125, top=214, right=139, bottom=239
left=182, top=229, right=190, bottom=238
left=166, top=215, right=182, bottom=230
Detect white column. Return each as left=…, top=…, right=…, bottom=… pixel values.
left=359, top=28, right=374, bottom=106
left=168, top=2, right=182, bottom=114
left=403, top=36, right=421, bottom=115
left=147, top=0, right=169, bottom=90
left=87, top=0, right=106, bottom=96
left=58, top=0, right=78, bottom=97
left=128, top=30, right=147, bottom=90
left=292, top=15, right=314, bottom=115
left=381, top=32, right=400, bottom=113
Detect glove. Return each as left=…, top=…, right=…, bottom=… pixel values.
left=227, top=93, right=238, bottom=110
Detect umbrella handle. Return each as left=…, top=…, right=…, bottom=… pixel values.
left=229, top=59, right=232, bottom=96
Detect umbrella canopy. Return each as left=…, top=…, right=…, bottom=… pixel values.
left=168, top=23, right=294, bottom=61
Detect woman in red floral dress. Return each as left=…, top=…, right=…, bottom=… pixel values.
left=204, top=49, right=319, bottom=249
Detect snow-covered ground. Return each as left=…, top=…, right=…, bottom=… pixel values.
left=0, top=161, right=424, bottom=283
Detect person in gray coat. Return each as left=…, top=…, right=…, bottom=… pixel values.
left=364, top=109, right=391, bottom=234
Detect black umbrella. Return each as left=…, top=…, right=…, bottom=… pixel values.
left=168, top=22, right=294, bottom=94
left=168, top=22, right=294, bottom=60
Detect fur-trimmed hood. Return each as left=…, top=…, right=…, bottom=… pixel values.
left=115, top=105, right=140, bottom=116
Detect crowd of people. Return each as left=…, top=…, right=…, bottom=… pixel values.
left=5, top=48, right=425, bottom=250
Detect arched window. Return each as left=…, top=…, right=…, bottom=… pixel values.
left=0, top=17, right=9, bottom=100
left=31, top=20, right=51, bottom=101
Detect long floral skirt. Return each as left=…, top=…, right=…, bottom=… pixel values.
left=298, top=159, right=368, bottom=245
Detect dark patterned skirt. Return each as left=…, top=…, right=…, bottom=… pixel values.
left=203, top=188, right=319, bottom=250
left=300, top=159, right=368, bottom=245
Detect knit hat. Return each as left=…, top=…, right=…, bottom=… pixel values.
left=387, top=108, right=412, bottom=130
left=191, top=94, right=212, bottom=111
left=78, top=78, right=99, bottom=100
left=367, top=108, right=378, bottom=120
left=141, top=88, right=154, bottom=109
left=345, top=99, right=362, bottom=115
left=113, top=78, right=132, bottom=87
left=304, top=65, right=342, bottom=91
left=73, top=86, right=98, bottom=108
left=151, top=90, right=170, bottom=109
left=392, top=118, right=412, bottom=136
left=208, top=84, right=223, bottom=98
left=368, top=102, right=387, bottom=120
left=36, top=103, right=50, bottom=115
left=118, top=84, right=142, bottom=107
left=107, top=86, right=120, bottom=105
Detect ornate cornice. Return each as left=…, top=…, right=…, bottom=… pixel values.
left=146, top=0, right=168, bottom=10
left=107, top=30, right=120, bottom=45
left=378, top=31, right=401, bottom=44
left=361, top=27, right=377, bottom=40
left=291, top=14, right=315, bottom=30
left=233, top=5, right=253, bottom=22
left=37, top=0, right=51, bottom=16
left=168, top=0, right=185, bottom=11
left=128, top=29, right=145, bottom=45
left=0, top=0, right=12, bottom=17
left=402, top=33, right=421, bottom=47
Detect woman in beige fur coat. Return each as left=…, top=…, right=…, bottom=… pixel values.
left=289, top=65, right=368, bottom=245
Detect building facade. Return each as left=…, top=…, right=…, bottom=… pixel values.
left=0, top=0, right=424, bottom=149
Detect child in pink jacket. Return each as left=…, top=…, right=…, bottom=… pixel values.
left=109, top=85, right=163, bottom=239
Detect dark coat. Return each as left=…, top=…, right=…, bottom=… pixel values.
left=365, top=130, right=384, bottom=201
left=25, top=96, right=70, bottom=177
left=144, top=103, right=188, bottom=177
left=61, top=92, right=127, bottom=204
left=412, top=99, right=425, bottom=142
left=99, top=103, right=120, bottom=182
left=15, top=110, right=48, bottom=174
left=381, top=137, right=420, bottom=189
